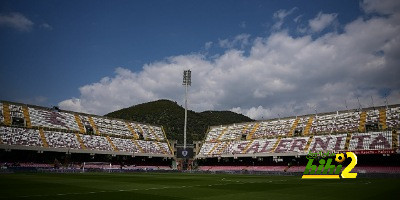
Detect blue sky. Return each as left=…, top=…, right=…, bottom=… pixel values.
left=1, top=0, right=399, bottom=119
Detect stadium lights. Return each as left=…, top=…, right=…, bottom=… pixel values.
left=183, top=70, right=191, bottom=149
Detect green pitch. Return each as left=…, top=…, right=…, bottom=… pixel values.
left=0, top=172, right=399, bottom=200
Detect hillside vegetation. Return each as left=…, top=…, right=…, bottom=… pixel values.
left=105, top=99, right=254, bottom=142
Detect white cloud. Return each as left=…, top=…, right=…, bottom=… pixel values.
left=272, top=7, right=297, bottom=30
left=219, top=34, right=250, bottom=49
left=40, top=23, right=53, bottom=30
left=308, top=12, right=338, bottom=33
left=361, top=0, right=400, bottom=15
left=60, top=0, right=400, bottom=120
left=204, top=41, right=213, bottom=50
left=0, top=12, right=34, bottom=32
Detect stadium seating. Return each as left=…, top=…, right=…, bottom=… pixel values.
left=348, top=132, right=392, bottom=151
left=110, top=137, right=141, bottom=153
left=137, top=124, right=166, bottom=141
left=79, top=134, right=114, bottom=151
left=29, top=107, right=80, bottom=131
left=91, top=116, right=132, bottom=137
left=9, top=104, right=24, bottom=119
left=205, top=126, right=227, bottom=142
left=254, top=118, right=295, bottom=138
left=308, top=134, right=347, bottom=152
left=44, top=130, right=81, bottom=149
left=387, top=107, right=400, bottom=128
left=0, top=126, right=43, bottom=147
left=310, top=111, right=360, bottom=135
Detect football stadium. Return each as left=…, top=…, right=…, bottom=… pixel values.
left=1, top=0, right=400, bottom=199
left=0, top=100, right=400, bottom=199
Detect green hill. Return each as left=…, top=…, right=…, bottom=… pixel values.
left=105, top=99, right=254, bottom=142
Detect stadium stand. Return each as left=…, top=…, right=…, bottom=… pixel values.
left=29, top=107, right=80, bottom=131
left=44, top=130, right=81, bottom=149
left=198, top=105, right=400, bottom=158
left=79, top=134, right=114, bottom=151
left=0, top=101, right=173, bottom=158
left=0, top=126, right=43, bottom=147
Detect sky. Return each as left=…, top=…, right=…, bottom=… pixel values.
left=0, top=0, right=399, bottom=120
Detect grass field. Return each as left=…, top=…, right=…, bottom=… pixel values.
left=0, top=172, right=399, bottom=200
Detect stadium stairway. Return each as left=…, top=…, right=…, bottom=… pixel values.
left=106, top=136, right=119, bottom=151
left=216, top=127, right=228, bottom=141
left=74, top=114, right=86, bottom=133
left=135, top=124, right=145, bottom=136
left=132, top=139, right=144, bottom=153
left=22, top=106, right=32, bottom=128
left=379, top=109, right=387, bottom=130
left=149, top=126, right=161, bottom=141
left=344, top=133, right=352, bottom=150
left=155, top=142, right=168, bottom=155
left=246, top=123, right=260, bottom=140
left=2, top=103, right=11, bottom=126
left=271, top=137, right=281, bottom=152
left=208, top=142, right=221, bottom=155
left=393, top=130, right=398, bottom=149
left=288, top=118, right=299, bottom=137
left=304, top=136, right=314, bottom=152
left=162, top=126, right=174, bottom=154
left=359, top=111, right=367, bottom=132
left=241, top=124, right=249, bottom=135
left=75, top=132, right=86, bottom=149
left=39, top=128, right=49, bottom=147
left=217, top=141, right=230, bottom=155
left=126, top=122, right=139, bottom=139
left=242, top=140, right=254, bottom=154
left=88, top=116, right=100, bottom=135
left=303, top=116, right=314, bottom=136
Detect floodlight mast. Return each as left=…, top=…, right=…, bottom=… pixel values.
left=183, top=70, right=191, bottom=149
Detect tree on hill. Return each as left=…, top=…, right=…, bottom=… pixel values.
left=105, top=99, right=254, bottom=142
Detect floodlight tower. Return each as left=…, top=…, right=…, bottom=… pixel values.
left=182, top=70, right=191, bottom=149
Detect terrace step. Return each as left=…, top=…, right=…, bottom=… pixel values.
left=162, top=126, right=174, bottom=155
left=242, top=140, right=254, bottom=154
left=88, top=116, right=100, bottom=135
left=379, top=109, right=387, bottom=130
left=75, top=133, right=86, bottom=149
left=240, top=124, right=249, bottom=139
left=246, top=123, right=260, bottom=140
left=75, top=114, right=86, bottom=134
left=126, top=122, right=139, bottom=139
left=106, top=136, right=118, bottom=151
left=288, top=118, right=299, bottom=137
left=132, top=139, right=144, bottom=153
left=303, top=116, right=314, bottom=136
left=217, top=141, right=229, bottom=155
left=216, top=126, right=228, bottom=141
left=358, top=111, right=367, bottom=132
left=271, top=137, right=282, bottom=152
left=22, top=106, right=31, bottom=128
left=155, top=142, right=168, bottom=155
left=392, top=130, right=398, bottom=149
left=2, top=103, right=11, bottom=126
left=135, top=124, right=145, bottom=137
left=208, top=142, right=221, bottom=155
left=39, top=128, right=49, bottom=147
left=149, top=126, right=161, bottom=141
left=344, top=133, right=352, bottom=150
left=304, top=136, right=314, bottom=152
